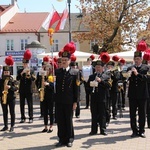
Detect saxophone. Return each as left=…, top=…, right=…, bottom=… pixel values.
left=39, top=75, right=45, bottom=102
left=2, top=77, right=9, bottom=104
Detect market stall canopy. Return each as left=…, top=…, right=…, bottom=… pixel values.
left=109, top=50, right=136, bottom=62
left=37, top=51, right=100, bottom=62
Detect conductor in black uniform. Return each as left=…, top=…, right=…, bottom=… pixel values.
left=16, top=57, right=35, bottom=123
left=87, top=60, right=112, bottom=135
left=127, top=51, right=149, bottom=138
left=55, top=51, right=78, bottom=147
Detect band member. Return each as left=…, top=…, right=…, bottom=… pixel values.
left=16, top=50, right=35, bottom=123
left=82, top=55, right=95, bottom=109
left=55, top=43, right=78, bottom=147
left=70, top=61, right=83, bottom=118
left=127, top=51, right=149, bottom=138
left=87, top=60, right=112, bottom=136
left=108, top=58, right=121, bottom=120
left=118, top=58, right=127, bottom=110
left=35, top=56, right=49, bottom=118
left=0, top=56, right=18, bottom=132
left=142, top=58, right=150, bottom=129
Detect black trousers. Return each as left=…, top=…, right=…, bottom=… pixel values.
left=1, top=98, right=15, bottom=128
left=56, top=103, right=74, bottom=144
left=84, top=82, right=90, bottom=108
left=110, top=91, right=118, bottom=117
left=90, top=100, right=106, bottom=133
left=75, top=102, right=80, bottom=117
left=146, top=100, right=150, bottom=127
left=129, top=98, right=147, bottom=134
left=42, top=99, right=54, bottom=126
left=19, top=93, right=33, bottom=120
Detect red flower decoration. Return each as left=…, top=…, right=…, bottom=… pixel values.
left=136, top=40, right=147, bottom=52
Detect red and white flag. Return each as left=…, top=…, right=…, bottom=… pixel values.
left=42, top=8, right=60, bottom=31
left=48, top=9, right=60, bottom=28
left=55, top=8, right=68, bottom=32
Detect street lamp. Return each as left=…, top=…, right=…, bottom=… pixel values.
left=67, top=0, right=71, bottom=42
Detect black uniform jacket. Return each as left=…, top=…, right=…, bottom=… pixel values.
left=0, top=77, right=18, bottom=100
left=16, top=69, right=35, bottom=94
left=87, top=72, right=112, bottom=102
left=55, top=68, right=78, bottom=104
left=127, top=64, right=149, bottom=99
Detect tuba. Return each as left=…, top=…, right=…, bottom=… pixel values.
left=2, top=77, right=9, bottom=104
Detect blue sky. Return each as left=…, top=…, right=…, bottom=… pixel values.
left=1, top=0, right=80, bottom=13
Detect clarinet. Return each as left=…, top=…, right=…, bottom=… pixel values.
left=92, top=72, right=100, bottom=93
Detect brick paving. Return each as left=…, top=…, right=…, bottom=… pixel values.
left=0, top=99, right=150, bottom=150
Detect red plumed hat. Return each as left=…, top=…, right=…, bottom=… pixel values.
left=70, top=54, right=76, bottom=62
left=136, top=40, right=147, bottom=52
left=23, top=49, right=32, bottom=63
left=112, top=55, right=120, bottom=62
left=119, top=58, right=126, bottom=65
left=58, top=49, right=64, bottom=57
left=63, top=41, right=76, bottom=54
left=89, top=54, right=95, bottom=60
left=100, top=52, right=110, bottom=63
left=43, top=56, right=49, bottom=62
left=5, top=55, right=14, bottom=66
left=143, top=52, right=150, bottom=61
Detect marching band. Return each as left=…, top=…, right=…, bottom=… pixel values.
left=1, top=41, right=150, bottom=148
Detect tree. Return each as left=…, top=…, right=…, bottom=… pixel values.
left=73, top=0, right=150, bottom=54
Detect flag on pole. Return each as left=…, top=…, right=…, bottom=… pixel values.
left=42, top=7, right=60, bottom=31
left=55, top=8, right=68, bottom=32
left=48, top=9, right=60, bottom=28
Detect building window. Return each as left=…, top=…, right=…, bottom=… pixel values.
left=6, top=39, right=14, bottom=51
left=21, top=39, right=28, bottom=51
left=52, top=39, right=59, bottom=52
left=90, top=39, right=98, bottom=52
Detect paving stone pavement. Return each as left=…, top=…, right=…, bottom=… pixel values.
left=0, top=99, right=150, bottom=150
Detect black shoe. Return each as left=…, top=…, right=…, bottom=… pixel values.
left=29, top=119, right=33, bottom=123
left=9, top=127, right=14, bottom=132
left=84, top=107, right=89, bottom=109
left=148, top=125, right=150, bottom=129
left=113, top=116, right=117, bottom=120
left=100, top=131, right=108, bottom=136
left=47, top=128, right=53, bottom=133
left=89, top=132, right=97, bottom=135
left=55, top=142, right=63, bottom=147
left=76, top=116, right=80, bottom=118
left=67, top=142, right=73, bottom=147
left=139, top=133, right=146, bottom=138
left=131, top=132, right=138, bottom=138
left=42, top=128, right=48, bottom=132
left=0, top=127, right=8, bottom=131
left=20, top=119, right=25, bottom=123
